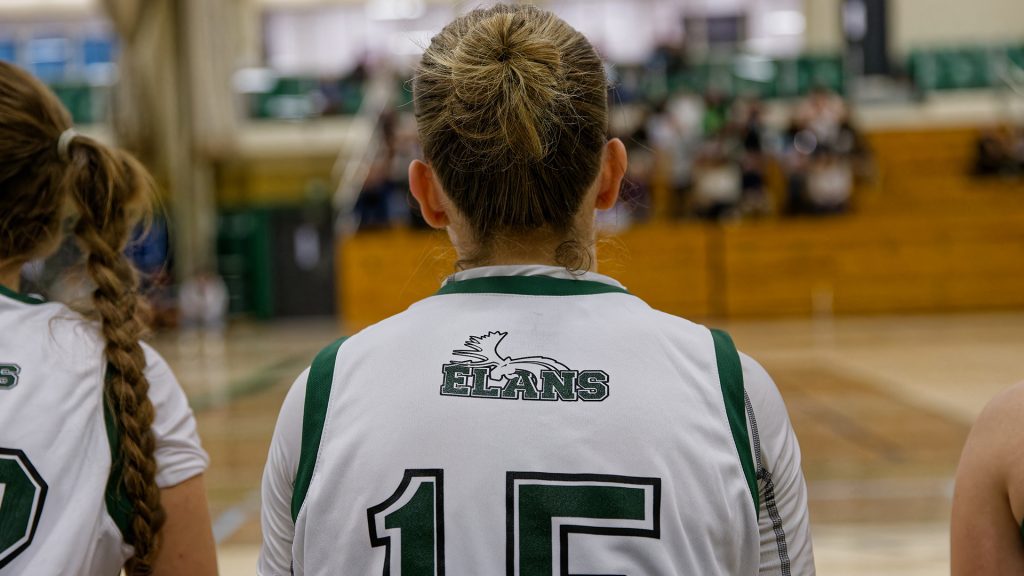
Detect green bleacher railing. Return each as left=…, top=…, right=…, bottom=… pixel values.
left=908, top=43, right=1024, bottom=93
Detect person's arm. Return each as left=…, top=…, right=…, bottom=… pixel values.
left=150, top=475, right=218, bottom=576
left=138, top=343, right=216, bottom=573
left=951, top=382, right=1024, bottom=575
left=258, top=369, right=308, bottom=576
left=740, top=353, right=815, bottom=576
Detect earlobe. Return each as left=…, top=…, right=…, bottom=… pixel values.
left=409, top=160, right=450, bottom=229
left=595, top=138, right=627, bottom=211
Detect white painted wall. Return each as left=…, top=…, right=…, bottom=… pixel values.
left=550, top=0, right=687, bottom=64
left=891, top=0, right=1024, bottom=55
left=803, top=0, right=842, bottom=52
left=0, top=0, right=97, bottom=19
left=263, top=4, right=454, bottom=74
left=802, top=0, right=1024, bottom=56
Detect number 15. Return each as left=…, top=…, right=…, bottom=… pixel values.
left=367, top=470, right=661, bottom=576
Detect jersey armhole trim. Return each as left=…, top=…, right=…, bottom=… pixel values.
left=710, top=329, right=759, bottom=517
left=1020, top=518, right=1024, bottom=544
left=102, top=367, right=134, bottom=543
left=291, top=336, right=349, bottom=522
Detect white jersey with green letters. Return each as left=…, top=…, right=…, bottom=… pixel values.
left=0, top=286, right=208, bottom=575
left=260, top=265, right=814, bottom=576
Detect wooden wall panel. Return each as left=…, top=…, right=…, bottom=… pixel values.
left=339, top=230, right=455, bottom=329
left=338, top=225, right=714, bottom=329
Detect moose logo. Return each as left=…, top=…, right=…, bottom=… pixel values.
left=440, top=332, right=608, bottom=402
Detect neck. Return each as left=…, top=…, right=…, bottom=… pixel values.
left=0, top=262, right=22, bottom=292
left=452, top=230, right=598, bottom=272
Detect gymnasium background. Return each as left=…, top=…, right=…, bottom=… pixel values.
left=3, top=0, right=1023, bottom=573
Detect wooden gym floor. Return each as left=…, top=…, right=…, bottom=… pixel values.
left=155, top=311, right=1024, bottom=575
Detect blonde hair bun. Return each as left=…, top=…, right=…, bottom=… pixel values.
left=415, top=3, right=607, bottom=247
left=449, top=6, right=566, bottom=162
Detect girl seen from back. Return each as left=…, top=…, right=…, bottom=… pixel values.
left=0, top=62, right=217, bottom=575
left=260, top=5, right=814, bottom=575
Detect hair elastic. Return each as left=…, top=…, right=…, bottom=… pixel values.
left=57, top=128, right=78, bottom=162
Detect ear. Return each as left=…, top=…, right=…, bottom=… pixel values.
left=595, top=138, right=627, bottom=211
left=409, top=159, right=450, bottom=229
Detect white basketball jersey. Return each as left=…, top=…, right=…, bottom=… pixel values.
left=0, top=286, right=208, bottom=575
left=260, top=265, right=813, bottom=575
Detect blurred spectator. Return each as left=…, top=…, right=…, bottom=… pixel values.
left=179, top=271, right=229, bottom=334
left=779, top=88, right=869, bottom=215
left=1014, top=126, right=1024, bottom=168
left=647, top=93, right=703, bottom=217
left=736, top=98, right=770, bottom=217
left=388, top=113, right=429, bottom=229
left=621, top=124, right=655, bottom=223
left=146, top=269, right=178, bottom=329
left=973, top=125, right=1024, bottom=176
left=354, top=110, right=417, bottom=230
left=797, top=86, right=847, bottom=145
left=610, top=65, right=646, bottom=105
left=693, top=139, right=742, bottom=220
left=836, top=113, right=874, bottom=182
left=702, top=90, right=729, bottom=137
left=650, top=42, right=689, bottom=80
left=780, top=119, right=814, bottom=214
left=805, top=146, right=853, bottom=214
left=354, top=153, right=396, bottom=230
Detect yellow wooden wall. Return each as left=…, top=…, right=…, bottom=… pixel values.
left=338, top=225, right=713, bottom=329
left=338, top=229, right=455, bottom=328
left=339, top=211, right=1024, bottom=329
left=719, top=212, right=1024, bottom=316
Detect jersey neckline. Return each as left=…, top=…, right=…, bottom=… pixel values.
left=435, top=274, right=630, bottom=297
left=0, top=284, right=45, bottom=305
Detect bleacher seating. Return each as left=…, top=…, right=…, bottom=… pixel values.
left=337, top=125, right=1024, bottom=328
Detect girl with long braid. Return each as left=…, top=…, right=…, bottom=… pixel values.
left=0, top=61, right=216, bottom=575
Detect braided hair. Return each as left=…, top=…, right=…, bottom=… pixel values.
left=0, top=61, right=164, bottom=573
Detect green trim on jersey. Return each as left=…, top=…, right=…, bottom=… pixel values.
left=0, top=284, right=44, bottom=305
left=710, top=329, right=759, bottom=517
left=435, top=275, right=628, bottom=297
left=292, top=336, right=349, bottom=522
left=102, top=381, right=134, bottom=542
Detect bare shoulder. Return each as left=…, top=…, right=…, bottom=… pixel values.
left=971, top=381, right=1024, bottom=449
left=950, top=381, right=1024, bottom=575
left=957, top=380, right=1024, bottom=520
left=957, top=382, right=1024, bottom=479
left=992, top=383, right=1024, bottom=523
left=987, top=380, right=1024, bottom=412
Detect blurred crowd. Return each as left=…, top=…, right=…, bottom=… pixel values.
left=352, top=84, right=874, bottom=232
left=622, top=86, right=871, bottom=225
left=352, top=110, right=427, bottom=231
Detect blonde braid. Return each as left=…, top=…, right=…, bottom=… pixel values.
left=65, top=139, right=164, bottom=573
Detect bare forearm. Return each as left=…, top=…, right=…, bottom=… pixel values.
left=151, top=474, right=218, bottom=576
